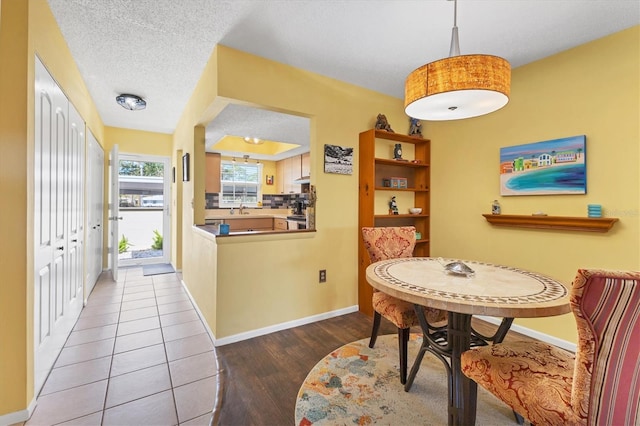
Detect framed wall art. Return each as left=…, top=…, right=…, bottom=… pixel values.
left=499, top=135, right=586, bottom=196
left=324, top=144, right=353, bottom=175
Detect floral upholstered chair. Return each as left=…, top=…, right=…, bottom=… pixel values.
left=361, top=226, right=446, bottom=385
left=461, top=269, right=640, bottom=425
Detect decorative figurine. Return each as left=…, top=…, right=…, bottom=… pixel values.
left=408, top=117, right=423, bottom=138
left=491, top=199, right=501, bottom=215
left=375, top=114, right=394, bottom=132
left=393, top=143, right=403, bottom=160
left=389, top=196, right=399, bottom=215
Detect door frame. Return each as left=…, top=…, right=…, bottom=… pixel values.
left=116, top=153, right=172, bottom=267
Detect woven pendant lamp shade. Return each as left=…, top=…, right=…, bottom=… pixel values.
left=404, top=55, right=511, bottom=121
left=405, top=54, right=511, bottom=121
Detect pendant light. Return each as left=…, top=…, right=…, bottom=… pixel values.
left=404, top=0, right=510, bottom=121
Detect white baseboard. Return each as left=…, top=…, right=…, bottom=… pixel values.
left=179, top=276, right=359, bottom=347
left=0, top=397, right=37, bottom=426
left=213, top=305, right=359, bottom=346
left=180, top=279, right=217, bottom=346
left=476, top=315, right=576, bottom=353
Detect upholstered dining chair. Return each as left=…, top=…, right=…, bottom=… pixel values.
left=461, top=269, right=640, bottom=426
left=361, top=226, right=446, bottom=385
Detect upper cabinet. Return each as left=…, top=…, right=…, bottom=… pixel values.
left=301, top=152, right=311, bottom=178
left=277, top=153, right=310, bottom=194
left=205, top=153, right=221, bottom=193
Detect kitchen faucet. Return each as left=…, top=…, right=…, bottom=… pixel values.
left=239, top=204, right=249, bottom=215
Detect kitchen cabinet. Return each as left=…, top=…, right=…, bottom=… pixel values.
left=301, top=152, right=310, bottom=178
left=274, top=218, right=288, bottom=230
left=357, top=129, right=430, bottom=316
left=224, top=217, right=273, bottom=232
left=276, top=154, right=306, bottom=194
left=205, top=153, right=221, bottom=193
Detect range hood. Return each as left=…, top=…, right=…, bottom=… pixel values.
left=293, top=176, right=311, bottom=184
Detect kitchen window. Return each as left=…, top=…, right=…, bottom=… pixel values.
left=220, top=160, right=262, bottom=207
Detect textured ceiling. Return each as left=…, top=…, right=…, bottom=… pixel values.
left=47, top=0, right=639, bottom=157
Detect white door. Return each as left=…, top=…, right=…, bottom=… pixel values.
left=68, top=103, right=85, bottom=304
left=34, top=57, right=84, bottom=393
left=85, top=131, right=104, bottom=297
left=117, top=154, right=171, bottom=267
left=109, top=145, right=120, bottom=281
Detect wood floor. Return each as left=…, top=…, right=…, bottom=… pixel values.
left=215, top=312, right=534, bottom=425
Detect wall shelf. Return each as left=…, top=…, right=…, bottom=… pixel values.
left=375, top=214, right=429, bottom=219
left=482, top=214, right=618, bottom=233
left=375, top=187, right=429, bottom=192
left=375, top=158, right=429, bottom=168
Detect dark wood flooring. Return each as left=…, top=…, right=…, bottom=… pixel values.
left=214, top=312, right=532, bottom=426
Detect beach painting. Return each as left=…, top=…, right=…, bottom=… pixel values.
left=500, top=135, right=586, bottom=196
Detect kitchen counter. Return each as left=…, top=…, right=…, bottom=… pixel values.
left=205, top=208, right=290, bottom=220
left=197, top=224, right=314, bottom=237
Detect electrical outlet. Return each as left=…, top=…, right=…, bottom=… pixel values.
left=319, top=269, right=326, bottom=283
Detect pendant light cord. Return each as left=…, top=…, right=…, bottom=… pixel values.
left=449, top=0, right=460, bottom=57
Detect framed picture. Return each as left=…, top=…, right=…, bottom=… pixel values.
left=324, top=144, right=353, bottom=175
left=499, top=135, right=586, bottom=196
left=182, top=153, right=190, bottom=182
left=266, top=175, right=274, bottom=185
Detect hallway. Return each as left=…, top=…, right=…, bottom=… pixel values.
left=25, top=267, right=219, bottom=425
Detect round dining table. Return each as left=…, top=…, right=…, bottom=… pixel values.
left=366, top=257, right=570, bottom=426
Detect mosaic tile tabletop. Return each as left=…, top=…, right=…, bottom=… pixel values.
left=366, top=257, right=571, bottom=318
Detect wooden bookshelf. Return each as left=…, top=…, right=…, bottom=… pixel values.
left=358, top=129, right=430, bottom=316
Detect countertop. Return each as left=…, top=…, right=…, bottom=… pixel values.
left=197, top=224, right=314, bottom=237
left=205, top=209, right=291, bottom=220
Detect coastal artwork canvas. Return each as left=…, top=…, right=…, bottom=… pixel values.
left=500, top=135, right=586, bottom=196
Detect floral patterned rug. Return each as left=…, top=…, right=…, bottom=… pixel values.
left=295, top=334, right=517, bottom=425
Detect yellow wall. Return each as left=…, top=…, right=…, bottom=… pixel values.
left=103, top=126, right=173, bottom=156
left=261, top=160, right=278, bottom=195
left=183, top=29, right=639, bottom=342
left=179, top=45, right=407, bottom=339
left=0, top=0, right=30, bottom=415
left=0, top=0, right=106, bottom=416
left=427, top=26, right=640, bottom=341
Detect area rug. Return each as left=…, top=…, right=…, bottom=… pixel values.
left=142, top=263, right=175, bottom=276
left=295, top=334, right=517, bottom=425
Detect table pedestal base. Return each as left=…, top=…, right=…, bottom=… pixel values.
left=406, top=306, right=513, bottom=426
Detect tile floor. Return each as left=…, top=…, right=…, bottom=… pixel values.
left=25, top=267, right=220, bottom=426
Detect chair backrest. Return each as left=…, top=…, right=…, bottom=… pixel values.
left=570, top=269, right=640, bottom=426
left=361, top=226, right=416, bottom=262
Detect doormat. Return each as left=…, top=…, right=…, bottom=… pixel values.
left=143, top=263, right=175, bottom=276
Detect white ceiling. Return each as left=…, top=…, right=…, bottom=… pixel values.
left=47, top=0, right=639, bottom=156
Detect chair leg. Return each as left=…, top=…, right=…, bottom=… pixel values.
left=513, top=410, right=525, bottom=425
left=369, top=312, right=382, bottom=348
left=398, top=327, right=410, bottom=385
